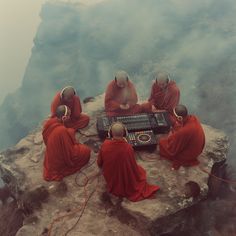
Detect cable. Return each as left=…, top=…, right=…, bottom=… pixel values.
left=64, top=175, right=100, bottom=236
left=47, top=157, right=100, bottom=236
left=198, top=166, right=236, bottom=184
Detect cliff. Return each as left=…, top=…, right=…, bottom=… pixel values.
left=0, top=95, right=229, bottom=236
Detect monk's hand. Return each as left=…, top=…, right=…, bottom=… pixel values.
left=152, top=105, right=158, bottom=112
left=120, top=104, right=130, bottom=110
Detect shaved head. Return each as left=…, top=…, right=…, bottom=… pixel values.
left=111, top=122, right=126, bottom=138
left=174, top=104, right=188, bottom=118
left=61, top=86, right=75, bottom=101
left=56, top=105, right=71, bottom=119
left=115, top=71, right=129, bottom=88
left=155, top=72, right=169, bottom=89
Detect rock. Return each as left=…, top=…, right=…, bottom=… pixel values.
left=0, top=95, right=229, bottom=236
left=33, top=132, right=43, bottom=145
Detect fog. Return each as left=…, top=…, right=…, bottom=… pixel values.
left=0, top=0, right=236, bottom=235
left=0, top=0, right=47, bottom=105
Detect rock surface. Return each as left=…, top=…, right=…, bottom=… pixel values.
left=0, top=94, right=229, bottom=236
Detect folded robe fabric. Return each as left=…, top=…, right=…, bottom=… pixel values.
left=51, top=92, right=89, bottom=129
left=97, top=139, right=159, bottom=201
left=149, top=81, right=180, bottom=112
left=42, top=118, right=91, bottom=181
left=105, top=80, right=151, bottom=116
left=159, top=115, right=205, bottom=169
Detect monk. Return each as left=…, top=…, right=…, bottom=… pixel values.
left=105, top=71, right=151, bottom=116
left=51, top=86, right=89, bottom=130
left=159, top=105, right=205, bottom=170
left=43, top=105, right=91, bottom=181
left=97, top=122, right=160, bottom=201
left=149, top=72, right=180, bottom=113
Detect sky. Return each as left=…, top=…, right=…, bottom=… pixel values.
left=0, top=0, right=106, bottom=105
left=0, top=0, right=48, bottom=105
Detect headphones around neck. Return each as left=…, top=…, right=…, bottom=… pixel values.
left=60, top=86, right=76, bottom=99
left=107, top=122, right=128, bottom=138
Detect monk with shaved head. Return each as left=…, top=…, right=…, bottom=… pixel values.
left=97, top=122, right=160, bottom=201
left=105, top=71, right=151, bottom=116
left=51, top=86, right=90, bottom=130
left=43, top=105, right=91, bottom=181
left=159, top=104, right=205, bottom=170
left=149, top=72, right=180, bottom=113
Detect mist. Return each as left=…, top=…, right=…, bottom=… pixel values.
left=0, top=1, right=236, bottom=235
left=0, top=0, right=235, bottom=163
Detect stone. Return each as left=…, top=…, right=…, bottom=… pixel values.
left=0, top=95, right=229, bottom=236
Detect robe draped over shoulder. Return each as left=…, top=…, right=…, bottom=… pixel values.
left=51, top=92, right=89, bottom=130
left=97, top=139, right=159, bottom=201
left=159, top=115, right=205, bottom=169
left=42, top=118, right=91, bottom=181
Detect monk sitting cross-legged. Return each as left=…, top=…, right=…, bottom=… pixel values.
left=159, top=104, right=205, bottom=170
left=97, top=122, right=160, bottom=202
left=51, top=86, right=90, bottom=130
left=149, top=72, right=180, bottom=113
left=105, top=71, right=151, bottom=116
left=43, top=105, right=91, bottom=181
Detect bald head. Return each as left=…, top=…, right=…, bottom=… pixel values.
left=61, top=86, right=75, bottom=101
left=56, top=105, right=71, bottom=120
left=155, top=72, right=169, bottom=89
left=111, top=122, right=126, bottom=138
left=115, top=71, right=129, bottom=88
left=174, top=104, right=188, bottom=118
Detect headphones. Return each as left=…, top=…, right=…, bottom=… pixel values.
left=60, top=86, right=76, bottom=99
left=107, top=122, right=128, bottom=138
left=115, top=76, right=129, bottom=82
left=62, top=105, right=69, bottom=122
left=155, top=73, right=170, bottom=84
left=173, top=108, right=183, bottom=122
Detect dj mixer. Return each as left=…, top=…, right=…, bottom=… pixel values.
left=97, top=112, right=170, bottom=139
left=126, top=130, right=157, bottom=150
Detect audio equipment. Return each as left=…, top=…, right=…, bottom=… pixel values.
left=126, top=130, right=157, bottom=150
left=97, top=112, right=170, bottom=138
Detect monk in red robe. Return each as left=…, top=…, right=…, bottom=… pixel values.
left=97, top=122, right=159, bottom=201
left=43, top=105, right=91, bottom=181
left=51, top=86, right=89, bottom=130
left=159, top=105, right=205, bottom=170
left=105, top=71, right=151, bottom=116
left=149, top=72, right=180, bottom=113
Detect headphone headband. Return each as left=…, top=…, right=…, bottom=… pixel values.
left=107, top=122, right=128, bottom=138
left=60, top=86, right=76, bottom=99
left=173, top=108, right=183, bottom=121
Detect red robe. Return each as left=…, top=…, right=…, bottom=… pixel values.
left=51, top=92, right=89, bottom=130
left=105, top=80, right=151, bottom=116
left=97, top=139, right=159, bottom=201
left=149, top=81, right=180, bottom=112
left=42, top=117, right=91, bottom=181
left=159, top=115, right=205, bottom=170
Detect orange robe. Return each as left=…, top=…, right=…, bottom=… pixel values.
left=149, top=81, right=180, bottom=112
left=51, top=92, right=89, bottom=130
left=97, top=139, right=159, bottom=201
left=42, top=117, right=91, bottom=181
left=159, top=115, right=205, bottom=170
left=105, top=80, right=151, bottom=116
